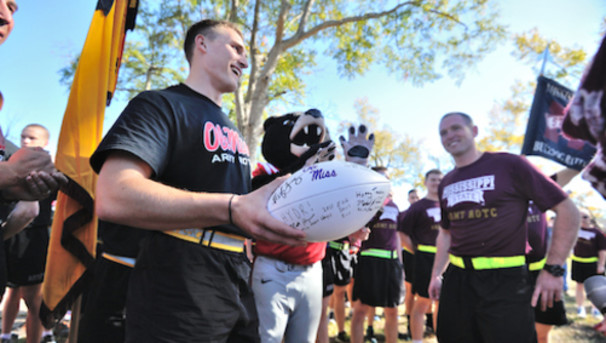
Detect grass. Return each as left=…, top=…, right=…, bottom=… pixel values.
left=325, top=290, right=606, bottom=342
left=7, top=285, right=606, bottom=342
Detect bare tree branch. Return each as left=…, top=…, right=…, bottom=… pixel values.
left=427, top=8, right=467, bottom=29
left=245, top=0, right=261, bottom=104
left=229, top=0, right=239, bottom=23
left=282, top=1, right=418, bottom=49
left=296, top=0, right=315, bottom=36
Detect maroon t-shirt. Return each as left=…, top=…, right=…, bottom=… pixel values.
left=526, top=202, right=548, bottom=263
left=361, top=199, right=400, bottom=251
left=399, top=198, right=440, bottom=247
left=573, top=227, right=606, bottom=258
left=439, top=152, right=567, bottom=257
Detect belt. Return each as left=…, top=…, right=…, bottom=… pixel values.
left=528, top=257, right=546, bottom=271
left=102, top=252, right=136, bottom=268
left=449, top=254, right=525, bottom=270
left=571, top=255, right=599, bottom=263
left=417, top=244, right=437, bottom=254
left=360, top=248, right=398, bottom=259
left=164, top=229, right=245, bottom=253
left=328, top=241, right=350, bottom=251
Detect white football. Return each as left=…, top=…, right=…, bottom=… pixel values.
left=267, top=161, right=391, bottom=242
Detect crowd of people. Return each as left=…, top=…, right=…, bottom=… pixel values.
left=3, top=3, right=606, bottom=343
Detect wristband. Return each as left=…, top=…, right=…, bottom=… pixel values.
left=543, top=263, right=565, bottom=277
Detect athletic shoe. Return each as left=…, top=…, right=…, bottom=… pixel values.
left=40, top=334, right=57, bottom=343
left=1, top=333, right=18, bottom=343
left=592, top=307, right=603, bottom=319
left=365, top=325, right=374, bottom=338
left=577, top=306, right=587, bottom=318
left=335, top=331, right=350, bottom=342
left=398, top=332, right=411, bottom=340
left=365, top=326, right=377, bottom=342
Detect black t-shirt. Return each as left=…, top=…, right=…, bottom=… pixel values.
left=90, top=83, right=252, bottom=237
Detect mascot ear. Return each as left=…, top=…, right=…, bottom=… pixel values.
left=263, top=117, right=278, bottom=131
left=305, top=108, right=323, bottom=118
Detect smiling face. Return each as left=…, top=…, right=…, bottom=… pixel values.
left=439, top=113, right=478, bottom=160
left=425, top=172, right=443, bottom=197
left=199, top=25, right=248, bottom=94
left=580, top=208, right=593, bottom=228
left=0, top=0, right=17, bottom=46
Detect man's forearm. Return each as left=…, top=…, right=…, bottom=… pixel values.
left=3, top=201, right=38, bottom=240
left=0, top=162, right=19, bottom=190
left=545, top=198, right=580, bottom=265
left=97, top=171, right=233, bottom=231
left=431, top=228, right=451, bottom=278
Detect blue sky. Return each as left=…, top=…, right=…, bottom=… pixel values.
left=0, top=0, right=605, bottom=208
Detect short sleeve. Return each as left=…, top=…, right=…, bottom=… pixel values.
left=90, top=91, right=175, bottom=177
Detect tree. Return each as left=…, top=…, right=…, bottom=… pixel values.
left=478, top=28, right=590, bottom=153
left=338, top=97, right=424, bottom=186
left=60, top=0, right=195, bottom=100
left=218, top=0, right=507, bottom=159
left=477, top=27, right=606, bottom=220
left=61, top=0, right=507, bottom=162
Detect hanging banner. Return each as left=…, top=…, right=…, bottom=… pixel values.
left=521, top=75, right=596, bottom=170
left=40, top=0, right=138, bottom=328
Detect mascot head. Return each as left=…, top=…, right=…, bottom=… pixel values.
left=261, top=108, right=328, bottom=170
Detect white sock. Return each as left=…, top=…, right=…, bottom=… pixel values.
left=42, top=330, right=53, bottom=337
left=0, top=333, right=11, bottom=339
left=413, top=340, right=423, bottom=343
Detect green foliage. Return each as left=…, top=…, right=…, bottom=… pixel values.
left=477, top=80, right=532, bottom=153
left=512, top=28, right=587, bottom=86
left=59, top=0, right=508, bottom=159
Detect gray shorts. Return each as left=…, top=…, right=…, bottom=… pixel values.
left=251, top=255, right=323, bottom=343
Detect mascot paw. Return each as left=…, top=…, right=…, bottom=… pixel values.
left=339, top=124, right=374, bottom=166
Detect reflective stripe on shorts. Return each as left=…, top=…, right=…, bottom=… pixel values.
left=417, top=244, right=437, bottom=254
left=449, top=254, right=525, bottom=270
left=328, top=241, right=350, bottom=251
left=102, top=252, right=136, bottom=268
left=528, top=257, right=546, bottom=271
left=164, top=229, right=245, bottom=253
left=360, top=248, right=398, bottom=259
left=571, top=254, right=599, bottom=263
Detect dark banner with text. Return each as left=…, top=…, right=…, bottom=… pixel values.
left=521, top=75, right=596, bottom=170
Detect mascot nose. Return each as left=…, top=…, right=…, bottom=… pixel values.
left=305, top=109, right=323, bottom=118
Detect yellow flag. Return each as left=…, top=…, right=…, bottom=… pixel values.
left=40, top=0, right=138, bottom=328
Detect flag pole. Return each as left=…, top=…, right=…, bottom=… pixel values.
left=539, top=45, right=550, bottom=76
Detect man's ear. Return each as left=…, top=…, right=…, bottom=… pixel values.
left=472, top=125, right=479, bottom=137
left=196, top=34, right=207, bottom=53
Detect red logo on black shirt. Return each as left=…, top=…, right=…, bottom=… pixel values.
left=203, top=121, right=250, bottom=165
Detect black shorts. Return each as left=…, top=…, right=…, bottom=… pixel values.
left=5, top=226, right=49, bottom=286
left=571, top=260, right=599, bottom=283
left=412, top=251, right=434, bottom=298
left=437, top=265, right=536, bottom=343
left=403, top=249, right=414, bottom=283
left=126, top=233, right=259, bottom=343
left=326, top=246, right=356, bottom=286
left=78, top=254, right=133, bottom=343
left=352, top=254, right=403, bottom=307
left=321, top=252, right=335, bottom=298
left=530, top=270, right=568, bottom=326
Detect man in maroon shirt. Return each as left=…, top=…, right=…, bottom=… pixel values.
left=428, top=112, right=580, bottom=343
left=399, top=169, right=442, bottom=343
left=350, top=167, right=401, bottom=343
